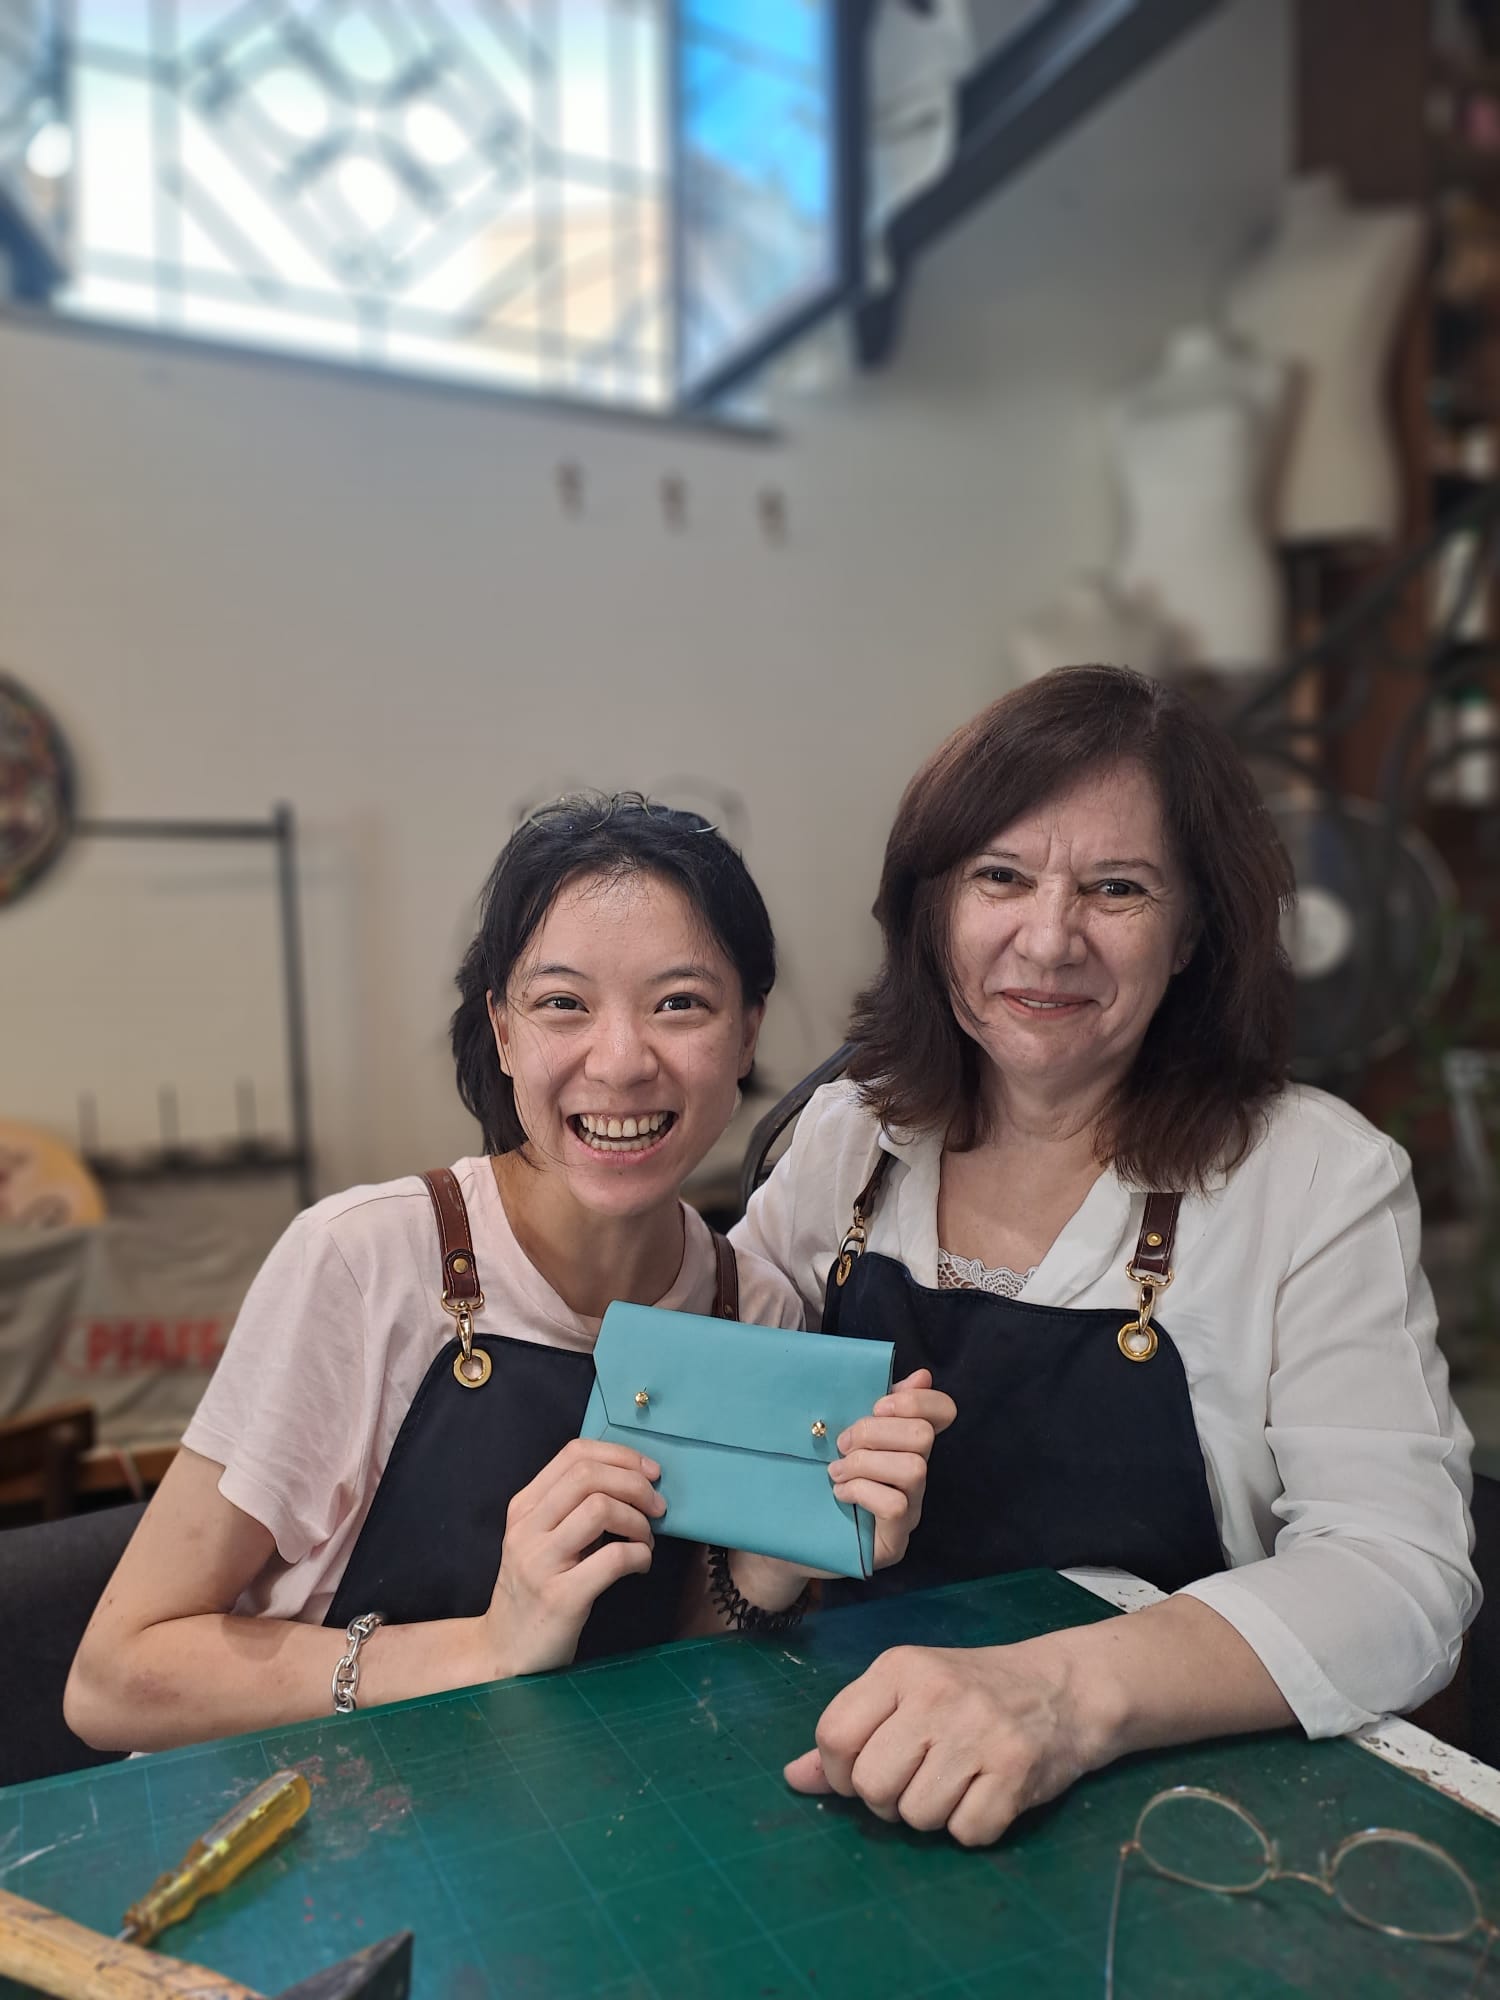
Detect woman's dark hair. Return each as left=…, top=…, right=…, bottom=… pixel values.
left=452, top=792, right=776, bottom=1154
left=848, top=665, right=1295, bottom=1189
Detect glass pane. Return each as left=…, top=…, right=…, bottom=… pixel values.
left=56, top=0, right=682, bottom=411
left=674, top=0, right=847, bottom=400
left=72, top=0, right=153, bottom=61
left=73, top=63, right=154, bottom=263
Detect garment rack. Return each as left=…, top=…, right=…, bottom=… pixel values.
left=68, top=804, right=315, bottom=1209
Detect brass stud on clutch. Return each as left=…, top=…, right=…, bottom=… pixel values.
left=811, top=1420, right=827, bottom=1439
left=635, top=1389, right=650, bottom=1409
left=1145, top=1232, right=1163, bottom=1250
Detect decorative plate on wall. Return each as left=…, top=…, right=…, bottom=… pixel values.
left=0, top=670, right=75, bottom=907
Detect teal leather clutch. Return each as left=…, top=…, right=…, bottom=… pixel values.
left=580, top=1303, right=895, bottom=1581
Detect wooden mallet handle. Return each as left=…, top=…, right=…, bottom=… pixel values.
left=0, top=1887, right=262, bottom=2000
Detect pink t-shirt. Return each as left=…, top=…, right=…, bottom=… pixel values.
left=182, top=1157, right=805, bottom=1625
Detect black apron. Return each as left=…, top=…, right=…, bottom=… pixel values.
left=820, top=1152, right=1225, bottom=1607
left=325, top=1168, right=739, bottom=1663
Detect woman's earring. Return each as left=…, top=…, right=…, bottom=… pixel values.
left=733, top=1085, right=744, bottom=1116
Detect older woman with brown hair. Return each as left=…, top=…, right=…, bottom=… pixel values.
left=732, top=664, right=1478, bottom=1847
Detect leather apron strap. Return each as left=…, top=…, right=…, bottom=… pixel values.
left=834, top=1149, right=895, bottom=1287
left=1119, top=1192, right=1182, bottom=1363
left=1131, top=1192, right=1180, bottom=1282
left=421, top=1167, right=489, bottom=1386
left=420, top=1167, right=482, bottom=1304
left=832, top=1145, right=1183, bottom=1327
left=424, top=1163, right=741, bottom=1325
left=710, top=1231, right=740, bottom=1321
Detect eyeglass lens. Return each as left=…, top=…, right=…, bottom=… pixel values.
left=1138, top=1789, right=1272, bottom=1893
left=1332, top=1833, right=1482, bottom=1942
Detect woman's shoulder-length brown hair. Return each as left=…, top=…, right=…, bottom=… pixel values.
left=847, top=664, right=1295, bottom=1190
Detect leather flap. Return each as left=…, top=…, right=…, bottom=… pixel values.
left=593, top=1303, right=893, bottom=1462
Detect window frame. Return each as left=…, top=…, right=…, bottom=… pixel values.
left=17, top=0, right=865, bottom=422
left=671, top=0, right=868, bottom=411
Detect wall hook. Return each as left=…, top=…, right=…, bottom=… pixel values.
left=758, top=487, right=788, bottom=546
left=556, top=461, right=585, bottom=517
left=661, top=473, right=688, bottom=531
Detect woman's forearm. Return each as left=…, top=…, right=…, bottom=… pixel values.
left=66, top=1610, right=505, bottom=1752
left=1041, top=1593, right=1296, bottom=1770
left=783, top=1592, right=1299, bottom=1845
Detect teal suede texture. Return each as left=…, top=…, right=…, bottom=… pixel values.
left=580, top=1303, right=895, bottom=1579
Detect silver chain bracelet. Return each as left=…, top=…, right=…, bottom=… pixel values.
left=331, top=1611, right=383, bottom=1713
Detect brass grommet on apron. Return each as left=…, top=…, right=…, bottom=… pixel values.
left=1117, top=1317, right=1159, bottom=1364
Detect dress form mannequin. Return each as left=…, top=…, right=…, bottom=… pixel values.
left=1225, top=174, right=1426, bottom=546
left=1109, top=324, right=1288, bottom=673
left=1010, top=573, right=1182, bottom=683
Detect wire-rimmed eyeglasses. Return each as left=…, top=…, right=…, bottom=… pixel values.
left=1105, top=1786, right=1499, bottom=1999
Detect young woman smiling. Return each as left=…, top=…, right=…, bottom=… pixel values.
left=67, top=796, right=952, bottom=1752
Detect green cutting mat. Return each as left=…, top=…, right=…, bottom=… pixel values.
left=4, top=1572, right=1500, bottom=2000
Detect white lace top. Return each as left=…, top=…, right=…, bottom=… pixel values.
left=935, top=1248, right=1036, bottom=1299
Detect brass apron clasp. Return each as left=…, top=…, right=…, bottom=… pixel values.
left=1117, top=1261, right=1172, bottom=1363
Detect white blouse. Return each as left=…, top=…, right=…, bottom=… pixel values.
left=730, top=1080, right=1479, bottom=1738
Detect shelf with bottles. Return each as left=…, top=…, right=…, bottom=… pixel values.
left=1431, top=0, right=1500, bottom=150
left=1431, top=314, right=1500, bottom=437
left=1431, top=36, right=1500, bottom=180
left=1425, top=664, right=1500, bottom=817
left=1429, top=101, right=1500, bottom=452
left=1421, top=450, right=1500, bottom=822
left=1427, top=80, right=1500, bottom=827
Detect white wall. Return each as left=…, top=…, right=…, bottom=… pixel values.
left=0, top=0, right=1289, bottom=1193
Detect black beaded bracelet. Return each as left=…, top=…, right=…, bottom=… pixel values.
left=707, top=1545, right=814, bottom=1634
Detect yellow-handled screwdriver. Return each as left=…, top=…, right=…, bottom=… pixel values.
left=117, top=1768, right=312, bottom=1947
